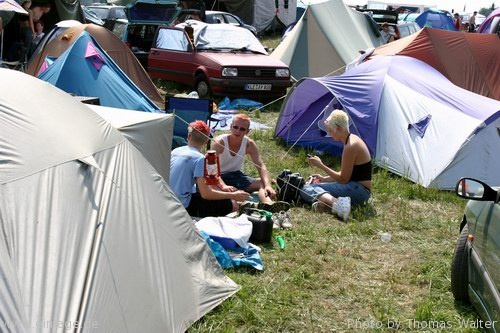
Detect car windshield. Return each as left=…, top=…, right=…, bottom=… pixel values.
left=129, top=3, right=178, bottom=24
left=192, top=23, right=266, bottom=54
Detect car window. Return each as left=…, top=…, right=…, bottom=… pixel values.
left=212, top=14, right=224, bottom=24
left=112, top=8, right=127, bottom=20
left=111, top=21, right=128, bottom=40
left=156, top=28, right=189, bottom=51
left=129, top=3, right=178, bottom=24
left=225, top=14, right=239, bottom=25
left=89, top=7, right=109, bottom=19
left=399, top=25, right=410, bottom=38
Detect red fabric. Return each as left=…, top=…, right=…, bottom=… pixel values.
left=370, top=27, right=500, bottom=100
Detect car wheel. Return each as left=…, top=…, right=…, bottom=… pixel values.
left=450, top=224, right=470, bottom=302
left=195, top=74, right=211, bottom=98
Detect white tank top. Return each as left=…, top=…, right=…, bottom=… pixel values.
left=219, top=134, right=248, bottom=173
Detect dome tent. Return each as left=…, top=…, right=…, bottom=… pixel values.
left=0, top=69, right=239, bottom=332
left=275, top=56, right=500, bottom=189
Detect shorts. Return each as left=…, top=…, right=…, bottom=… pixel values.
left=186, top=192, right=233, bottom=218
left=221, top=170, right=254, bottom=191
left=299, top=181, right=371, bottom=206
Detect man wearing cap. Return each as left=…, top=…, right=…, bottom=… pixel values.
left=381, top=22, right=396, bottom=43
left=170, top=120, right=250, bottom=217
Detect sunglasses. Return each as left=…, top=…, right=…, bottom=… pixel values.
left=232, top=125, right=247, bottom=132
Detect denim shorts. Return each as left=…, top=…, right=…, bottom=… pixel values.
left=299, top=181, right=371, bottom=206
left=221, top=170, right=254, bottom=191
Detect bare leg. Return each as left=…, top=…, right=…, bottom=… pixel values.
left=247, top=179, right=273, bottom=204
left=317, top=193, right=337, bottom=207
left=231, top=200, right=239, bottom=212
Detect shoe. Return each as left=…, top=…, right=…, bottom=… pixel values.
left=239, top=201, right=258, bottom=215
left=312, top=201, right=331, bottom=213
left=279, top=211, right=293, bottom=229
left=271, top=213, right=282, bottom=229
left=258, top=201, right=291, bottom=213
left=332, top=197, right=351, bottom=222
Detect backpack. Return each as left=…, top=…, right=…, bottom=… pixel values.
left=276, top=169, right=305, bottom=204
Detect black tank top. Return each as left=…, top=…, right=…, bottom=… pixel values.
left=350, top=160, right=372, bottom=182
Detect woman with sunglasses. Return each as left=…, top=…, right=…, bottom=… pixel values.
left=211, top=114, right=291, bottom=217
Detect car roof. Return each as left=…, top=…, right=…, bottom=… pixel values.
left=206, top=10, right=230, bottom=15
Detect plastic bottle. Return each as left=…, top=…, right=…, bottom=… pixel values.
left=276, top=235, right=285, bottom=250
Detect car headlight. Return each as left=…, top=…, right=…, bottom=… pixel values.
left=222, top=68, right=238, bottom=77
left=276, top=68, right=290, bottom=77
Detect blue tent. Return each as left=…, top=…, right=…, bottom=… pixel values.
left=415, top=9, right=457, bottom=31
left=275, top=56, right=500, bottom=189
left=38, top=31, right=160, bottom=112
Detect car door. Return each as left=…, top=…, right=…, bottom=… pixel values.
left=468, top=199, right=500, bottom=326
left=148, top=27, right=196, bottom=85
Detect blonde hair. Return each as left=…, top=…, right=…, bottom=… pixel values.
left=326, top=109, right=350, bottom=133
left=232, top=113, right=251, bottom=126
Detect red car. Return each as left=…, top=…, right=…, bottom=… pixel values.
left=148, top=22, right=292, bottom=99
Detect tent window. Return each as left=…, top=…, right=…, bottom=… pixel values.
left=408, top=115, right=432, bottom=138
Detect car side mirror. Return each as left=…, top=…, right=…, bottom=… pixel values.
left=455, top=178, right=499, bottom=202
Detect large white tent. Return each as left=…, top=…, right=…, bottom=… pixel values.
left=0, top=69, right=239, bottom=332
left=89, top=104, right=174, bottom=181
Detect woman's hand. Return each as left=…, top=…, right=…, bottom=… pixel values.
left=307, top=155, right=323, bottom=168
left=312, top=174, right=325, bottom=183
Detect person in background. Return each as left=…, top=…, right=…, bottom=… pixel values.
left=32, top=20, right=44, bottom=45
left=301, top=109, right=372, bottom=222
left=211, top=114, right=291, bottom=214
left=468, top=11, right=477, bottom=32
left=380, top=22, right=396, bottom=43
left=18, top=0, right=34, bottom=50
left=454, top=13, right=462, bottom=31
left=31, top=3, right=51, bottom=22
left=169, top=120, right=250, bottom=218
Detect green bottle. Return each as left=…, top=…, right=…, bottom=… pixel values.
left=276, top=235, right=285, bottom=250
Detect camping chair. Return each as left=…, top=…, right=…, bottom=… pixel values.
left=0, top=42, right=28, bottom=72
left=165, top=96, right=219, bottom=149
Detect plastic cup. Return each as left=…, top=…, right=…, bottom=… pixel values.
left=380, top=232, right=392, bottom=242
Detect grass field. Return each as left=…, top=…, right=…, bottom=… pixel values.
left=156, top=36, right=483, bottom=333
left=187, top=108, right=481, bottom=333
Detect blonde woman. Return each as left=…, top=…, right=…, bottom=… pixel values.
left=301, top=109, right=372, bottom=221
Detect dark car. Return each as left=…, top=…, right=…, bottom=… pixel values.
left=107, top=0, right=181, bottom=69
left=451, top=178, right=499, bottom=332
left=148, top=23, right=292, bottom=99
